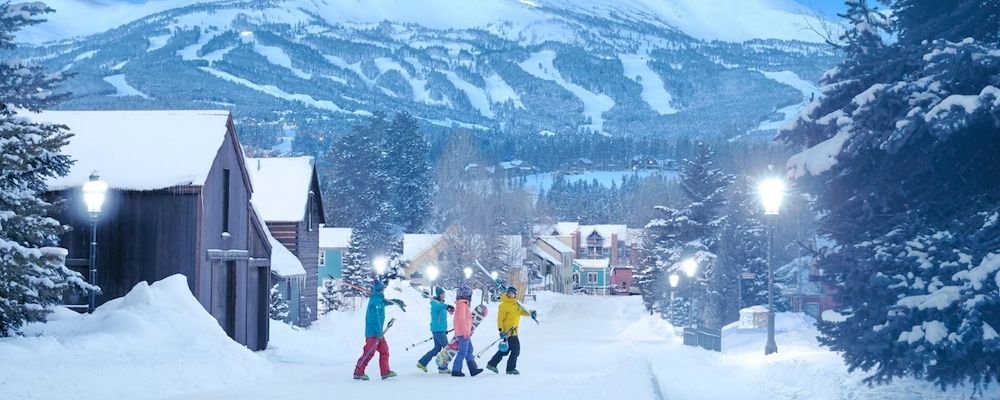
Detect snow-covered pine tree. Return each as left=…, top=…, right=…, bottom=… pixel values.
left=643, top=142, right=732, bottom=327
left=319, top=278, right=344, bottom=314
left=719, top=176, right=773, bottom=316
left=269, top=284, right=289, bottom=321
left=341, top=234, right=374, bottom=297
left=780, top=0, right=1000, bottom=389
left=0, top=2, right=93, bottom=337
left=385, top=112, right=433, bottom=234
left=324, top=113, right=397, bottom=259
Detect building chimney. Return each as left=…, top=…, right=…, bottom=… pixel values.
left=611, top=233, right=619, bottom=266
left=257, top=158, right=261, bottom=171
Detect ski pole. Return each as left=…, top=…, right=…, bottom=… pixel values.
left=405, top=329, right=454, bottom=351
left=476, top=328, right=514, bottom=358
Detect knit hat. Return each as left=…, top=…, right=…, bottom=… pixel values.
left=435, top=287, right=446, bottom=298
left=372, top=280, right=385, bottom=292
left=457, top=285, right=472, bottom=299
left=506, top=286, right=517, bottom=295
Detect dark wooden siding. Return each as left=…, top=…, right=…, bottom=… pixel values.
left=198, top=117, right=267, bottom=349
left=295, top=181, right=323, bottom=325
left=55, top=187, right=199, bottom=306
left=266, top=222, right=298, bottom=253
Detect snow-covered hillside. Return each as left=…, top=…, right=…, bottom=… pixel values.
left=4, top=276, right=992, bottom=400
left=14, top=0, right=838, bottom=142
left=23, top=0, right=827, bottom=44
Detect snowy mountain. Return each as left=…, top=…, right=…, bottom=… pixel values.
left=15, top=0, right=839, bottom=144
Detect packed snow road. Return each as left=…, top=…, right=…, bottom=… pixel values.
left=164, top=294, right=664, bottom=400
left=154, top=288, right=986, bottom=400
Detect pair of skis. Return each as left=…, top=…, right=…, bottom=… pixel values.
left=474, top=260, right=540, bottom=325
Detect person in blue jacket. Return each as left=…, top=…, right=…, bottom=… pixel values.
left=353, top=280, right=406, bottom=380
left=416, top=287, right=454, bottom=373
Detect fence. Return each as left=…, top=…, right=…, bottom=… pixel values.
left=683, top=326, right=722, bottom=352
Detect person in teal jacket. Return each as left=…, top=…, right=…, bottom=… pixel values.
left=353, top=280, right=406, bottom=380
left=417, top=287, right=453, bottom=372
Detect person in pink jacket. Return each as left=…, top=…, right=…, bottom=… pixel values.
left=450, top=285, right=483, bottom=377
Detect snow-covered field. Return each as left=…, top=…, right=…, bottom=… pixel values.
left=523, top=169, right=675, bottom=192
left=2, top=277, right=992, bottom=400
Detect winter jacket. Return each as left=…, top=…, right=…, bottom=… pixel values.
left=454, top=299, right=473, bottom=337
left=364, top=291, right=390, bottom=337
left=430, top=298, right=449, bottom=333
left=497, top=293, right=530, bottom=336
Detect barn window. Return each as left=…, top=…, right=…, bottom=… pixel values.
left=222, top=168, right=231, bottom=233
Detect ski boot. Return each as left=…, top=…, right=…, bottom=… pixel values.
left=486, top=365, right=498, bottom=374
left=470, top=368, right=484, bottom=377
left=381, top=371, right=397, bottom=380
left=353, top=374, right=369, bottom=380
left=416, top=362, right=427, bottom=373
left=438, top=368, right=450, bottom=374
left=506, top=369, right=520, bottom=375
left=451, top=370, right=465, bottom=377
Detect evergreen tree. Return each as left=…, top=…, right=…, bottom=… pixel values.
left=719, top=176, right=773, bottom=315
left=780, top=0, right=1000, bottom=389
left=0, top=2, right=92, bottom=337
left=643, top=142, right=732, bottom=327
left=385, top=112, right=433, bottom=233
left=269, top=284, right=289, bottom=321
left=319, top=278, right=344, bottom=315
left=341, top=234, right=374, bottom=297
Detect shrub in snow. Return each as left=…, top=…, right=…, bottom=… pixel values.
left=340, top=234, right=374, bottom=297
left=269, top=284, right=289, bottom=321
left=780, top=0, right=1000, bottom=390
left=0, top=2, right=92, bottom=337
left=319, top=278, right=345, bottom=314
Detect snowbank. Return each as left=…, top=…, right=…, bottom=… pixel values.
left=0, top=275, right=270, bottom=400
left=615, top=315, right=680, bottom=343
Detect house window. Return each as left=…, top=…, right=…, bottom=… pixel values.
left=586, top=232, right=603, bottom=258
left=587, top=272, right=598, bottom=284
left=573, top=273, right=580, bottom=285
left=318, top=251, right=326, bottom=266
left=222, top=168, right=231, bottom=233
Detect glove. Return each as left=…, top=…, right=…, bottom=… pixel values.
left=499, top=331, right=508, bottom=339
left=446, top=305, right=455, bottom=313
left=530, top=310, right=537, bottom=320
left=392, top=299, right=407, bottom=312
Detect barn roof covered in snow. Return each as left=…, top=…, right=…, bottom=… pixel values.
left=403, top=234, right=444, bottom=261
left=319, top=227, right=352, bottom=249
left=38, top=110, right=234, bottom=191
left=246, top=156, right=318, bottom=222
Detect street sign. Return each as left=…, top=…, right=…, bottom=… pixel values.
left=741, top=272, right=756, bottom=280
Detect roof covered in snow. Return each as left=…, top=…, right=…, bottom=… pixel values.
left=38, top=110, right=232, bottom=191
left=532, top=246, right=563, bottom=266
left=319, top=227, right=352, bottom=249
left=538, top=236, right=574, bottom=254
left=403, top=234, right=444, bottom=261
left=268, top=230, right=306, bottom=278
left=574, top=258, right=610, bottom=270
left=246, top=157, right=316, bottom=222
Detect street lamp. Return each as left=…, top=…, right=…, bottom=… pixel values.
left=668, top=273, right=680, bottom=320
left=682, top=258, right=697, bottom=278
left=426, top=265, right=439, bottom=294
left=463, top=267, right=473, bottom=280
left=491, top=271, right=499, bottom=280
left=680, top=258, right=697, bottom=326
left=82, top=171, right=107, bottom=313
left=758, top=176, right=786, bottom=355
left=373, top=256, right=388, bottom=275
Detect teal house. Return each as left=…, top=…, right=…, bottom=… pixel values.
left=318, top=227, right=352, bottom=284
left=572, top=258, right=610, bottom=295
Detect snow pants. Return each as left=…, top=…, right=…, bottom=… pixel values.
left=418, top=331, right=448, bottom=367
left=452, top=336, right=477, bottom=373
left=488, top=335, right=520, bottom=372
left=354, top=336, right=390, bottom=376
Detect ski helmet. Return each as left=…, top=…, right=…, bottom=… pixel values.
left=457, top=285, right=472, bottom=299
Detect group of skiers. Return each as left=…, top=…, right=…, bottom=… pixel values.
left=353, top=280, right=536, bottom=380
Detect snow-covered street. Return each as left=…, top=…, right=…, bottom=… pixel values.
left=82, top=281, right=982, bottom=400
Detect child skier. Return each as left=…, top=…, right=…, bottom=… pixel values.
left=417, top=287, right=453, bottom=372
left=353, top=280, right=406, bottom=380
left=486, top=286, right=536, bottom=375
left=451, top=285, right=484, bottom=377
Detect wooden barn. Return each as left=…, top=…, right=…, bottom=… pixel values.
left=43, top=110, right=272, bottom=350
left=247, top=156, right=324, bottom=326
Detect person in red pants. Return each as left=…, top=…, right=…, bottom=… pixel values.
left=353, top=280, right=405, bottom=380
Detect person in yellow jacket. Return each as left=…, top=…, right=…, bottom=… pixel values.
left=486, top=286, right=536, bottom=375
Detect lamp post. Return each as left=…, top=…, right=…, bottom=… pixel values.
left=82, top=172, right=108, bottom=313
left=373, top=256, right=388, bottom=276
left=668, top=273, right=680, bottom=321
left=426, top=264, right=439, bottom=295
left=758, top=177, right=786, bottom=356
left=681, top=258, right=697, bottom=327
left=463, top=267, right=473, bottom=280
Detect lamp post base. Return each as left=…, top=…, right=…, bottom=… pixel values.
left=765, top=341, right=778, bottom=355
